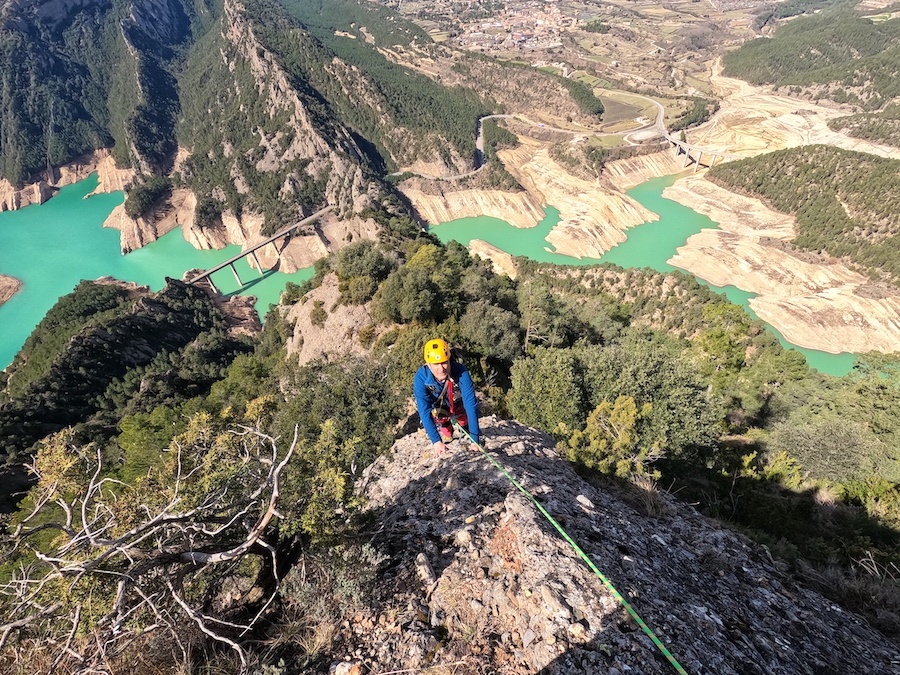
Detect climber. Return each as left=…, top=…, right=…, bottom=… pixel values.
left=413, top=338, right=480, bottom=455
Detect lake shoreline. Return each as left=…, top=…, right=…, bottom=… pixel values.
left=662, top=174, right=900, bottom=356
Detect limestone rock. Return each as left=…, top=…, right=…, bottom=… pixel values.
left=340, top=417, right=900, bottom=674
left=0, top=274, right=22, bottom=306
left=282, top=273, right=382, bottom=366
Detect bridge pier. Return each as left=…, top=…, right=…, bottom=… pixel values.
left=229, top=262, right=243, bottom=287
left=682, top=149, right=691, bottom=168
left=185, top=206, right=331, bottom=289
left=251, top=250, right=264, bottom=273
left=694, top=151, right=703, bottom=172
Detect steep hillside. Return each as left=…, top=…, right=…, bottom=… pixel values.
left=722, top=9, right=900, bottom=111
left=829, top=100, right=900, bottom=149
left=176, top=0, right=383, bottom=232
left=0, top=0, right=494, bottom=239
left=0, top=278, right=258, bottom=464
left=3, top=231, right=900, bottom=671
left=0, top=0, right=198, bottom=183
left=707, top=145, right=900, bottom=282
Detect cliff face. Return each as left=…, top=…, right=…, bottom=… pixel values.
left=340, top=417, right=900, bottom=674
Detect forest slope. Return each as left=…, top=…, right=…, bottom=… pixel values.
left=707, top=145, right=900, bottom=281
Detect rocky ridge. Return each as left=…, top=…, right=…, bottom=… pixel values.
left=336, top=417, right=900, bottom=674
left=282, top=273, right=380, bottom=366
left=223, top=0, right=377, bottom=216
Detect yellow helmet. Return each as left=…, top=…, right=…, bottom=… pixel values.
left=423, top=338, right=451, bottom=364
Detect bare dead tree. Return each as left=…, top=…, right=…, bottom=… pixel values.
left=0, top=424, right=300, bottom=674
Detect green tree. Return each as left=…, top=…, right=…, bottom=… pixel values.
left=374, top=243, right=466, bottom=323
left=768, top=416, right=894, bottom=483
left=459, top=300, right=521, bottom=364
left=566, top=396, right=662, bottom=478
left=336, top=241, right=393, bottom=304
left=508, top=348, right=586, bottom=435
left=517, top=278, right=576, bottom=350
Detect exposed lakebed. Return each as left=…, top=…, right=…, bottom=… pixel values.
left=431, top=174, right=856, bottom=376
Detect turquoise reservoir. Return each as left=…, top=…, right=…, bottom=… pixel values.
left=0, top=174, right=313, bottom=370
left=0, top=172, right=858, bottom=376
left=432, top=174, right=856, bottom=377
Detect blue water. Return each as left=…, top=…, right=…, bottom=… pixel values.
left=432, top=174, right=857, bottom=376
left=0, top=174, right=313, bottom=369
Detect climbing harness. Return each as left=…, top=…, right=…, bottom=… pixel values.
left=431, top=377, right=468, bottom=439
left=452, top=420, right=690, bottom=675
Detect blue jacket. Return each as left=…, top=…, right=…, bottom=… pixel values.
left=413, top=360, right=480, bottom=445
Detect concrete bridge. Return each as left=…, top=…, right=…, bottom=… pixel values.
left=187, top=205, right=333, bottom=292
left=623, top=94, right=733, bottom=171
left=664, top=134, right=730, bottom=171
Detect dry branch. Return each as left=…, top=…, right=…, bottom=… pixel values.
left=0, top=424, right=300, bottom=673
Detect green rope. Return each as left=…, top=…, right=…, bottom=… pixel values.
left=452, top=421, right=689, bottom=675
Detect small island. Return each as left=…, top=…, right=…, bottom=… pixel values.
left=0, top=274, right=21, bottom=306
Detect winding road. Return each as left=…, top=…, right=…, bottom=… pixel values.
left=393, top=93, right=727, bottom=181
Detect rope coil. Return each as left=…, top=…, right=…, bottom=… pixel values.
left=452, top=420, right=689, bottom=675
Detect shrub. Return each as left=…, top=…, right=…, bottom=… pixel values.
left=310, top=300, right=327, bottom=327
left=335, top=241, right=393, bottom=284
left=123, top=176, right=172, bottom=219
left=508, top=347, right=587, bottom=435
left=565, top=396, right=663, bottom=479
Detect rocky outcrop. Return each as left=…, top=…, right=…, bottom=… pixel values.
left=469, top=240, right=519, bottom=279
left=102, top=188, right=192, bottom=254
left=500, top=141, right=658, bottom=259
left=282, top=273, right=382, bottom=365
left=338, top=417, right=900, bottom=674
left=222, top=0, right=378, bottom=215
left=402, top=184, right=546, bottom=229
left=0, top=274, right=22, bottom=306
left=604, top=150, right=686, bottom=191
left=185, top=275, right=262, bottom=338
left=398, top=137, right=659, bottom=260
left=127, top=0, right=190, bottom=46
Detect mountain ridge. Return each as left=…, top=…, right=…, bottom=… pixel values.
left=343, top=416, right=900, bottom=674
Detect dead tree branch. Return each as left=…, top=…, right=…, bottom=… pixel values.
left=0, top=424, right=301, bottom=673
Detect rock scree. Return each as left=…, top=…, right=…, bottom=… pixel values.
left=336, top=417, right=900, bottom=674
